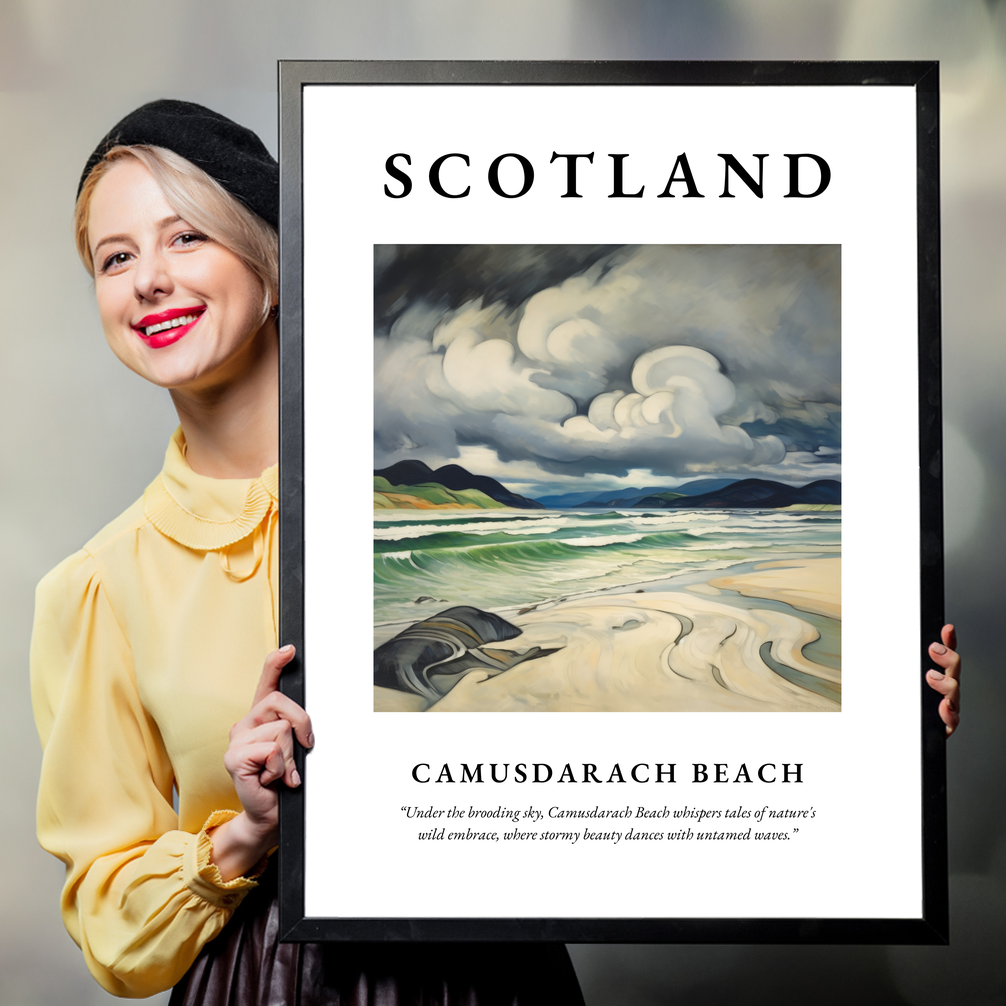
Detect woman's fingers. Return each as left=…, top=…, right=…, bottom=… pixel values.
left=223, top=645, right=311, bottom=818
left=230, top=719, right=301, bottom=788
left=252, top=644, right=296, bottom=706
left=927, top=623, right=961, bottom=737
left=929, top=635, right=960, bottom=675
left=925, top=667, right=959, bottom=704
left=218, top=647, right=309, bottom=847
left=232, top=690, right=314, bottom=749
left=942, top=700, right=961, bottom=737
left=224, top=738, right=288, bottom=789
left=259, top=742, right=289, bottom=788
left=930, top=688, right=960, bottom=736
left=926, top=668, right=960, bottom=737
left=941, top=623, right=958, bottom=653
left=243, top=644, right=314, bottom=749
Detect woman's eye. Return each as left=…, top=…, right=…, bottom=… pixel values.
left=101, top=251, right=132, bottom=273
left=173, top=231, right=208, bottom=248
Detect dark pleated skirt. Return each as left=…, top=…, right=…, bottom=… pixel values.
left=169, top=869, right=584, bottom=1006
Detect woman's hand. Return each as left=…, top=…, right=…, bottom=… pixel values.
left=926, top=624, right=961, bottom=737
left=209, top=645, right=314, bottom=880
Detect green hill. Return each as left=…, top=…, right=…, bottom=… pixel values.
left=634, top=492, right=688, bottom=506
left=374, top=476, right=506, bottom=510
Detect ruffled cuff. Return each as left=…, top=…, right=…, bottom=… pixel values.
left=182, top=810, right=269, bottom=909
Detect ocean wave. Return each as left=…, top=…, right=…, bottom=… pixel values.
left=376, top=518, right=566, bottom=540
left=667, top=539, right=840, bottom=553
left=373, top=511, right=543, bottom=527
left=562, top=533, right=647, bottom=547
left=374, top=507, right=842, bottom=624
left=375, top=524, right=837, bottom=559
left=626, top=515, right=710, bottom=527
left=378, top=531, right=838, bottom=561
left=469, top=524, right=565, bottom=537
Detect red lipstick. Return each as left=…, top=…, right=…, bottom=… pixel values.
left=132, top=306, right=205, bottom=349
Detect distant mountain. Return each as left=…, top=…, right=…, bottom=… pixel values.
left=374, top=460, right=544, bottom=509
left=534, top=487, right=665, bottom=508
left=535, top=479, right=741, bottom=509
left=534, top=492, right=598, bottom=508
left=652, top=478, right=841, bottom=509
left=535, top=477, right=840, bottom=510
left=585, top=491, right=686, bottom=508
left=631, top=492, right=688, bottom=506
left=674, top=478, right=745, bottom=497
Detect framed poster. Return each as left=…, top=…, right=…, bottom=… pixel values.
left=277, top=61, right=946, bottom=943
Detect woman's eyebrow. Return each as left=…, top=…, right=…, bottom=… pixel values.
left=92, top=216, right=185, bottom=257
left=92, top=232, right=133, bottom=256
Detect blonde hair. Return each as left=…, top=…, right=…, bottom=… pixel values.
left=75, top=145, right=278, bottom=322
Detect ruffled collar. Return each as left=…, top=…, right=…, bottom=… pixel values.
left=143, top=428, right=278, bottom=551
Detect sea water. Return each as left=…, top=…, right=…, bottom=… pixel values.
left=374, top=508, right=840, bottom=627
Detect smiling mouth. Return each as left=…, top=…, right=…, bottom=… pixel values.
left=134, top=307, right=206, bottom=338
left=142, top=313, right=199, bottom=337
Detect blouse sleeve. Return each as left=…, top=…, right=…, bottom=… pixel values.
left=31, top=549, right=262, bottom=998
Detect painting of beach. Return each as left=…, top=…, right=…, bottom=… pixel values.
left=373, top=245, right=841, bottom=712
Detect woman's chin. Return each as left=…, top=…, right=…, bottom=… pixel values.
left=122, top=353, right=220, bottom=393
left=110, top=322, right=274, bottom=395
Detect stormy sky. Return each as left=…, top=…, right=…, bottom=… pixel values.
left=374, top=244, right=840, bottom=496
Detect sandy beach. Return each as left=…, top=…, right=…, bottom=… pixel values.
left=374, top=557, right=841, bottom=713
left=709, top=557, right=841, bottom=619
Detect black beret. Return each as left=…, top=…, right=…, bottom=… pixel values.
left=78, top=99, right=278, bottom=228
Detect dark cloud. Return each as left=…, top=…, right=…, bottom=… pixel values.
left=375, top=244, right=625, bottom=328
left=374, top=244, right=841, bottom=488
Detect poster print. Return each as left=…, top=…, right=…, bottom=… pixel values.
left=373, top=244, right=841, bottom=714
left=280, top=61, right=946, bottom=944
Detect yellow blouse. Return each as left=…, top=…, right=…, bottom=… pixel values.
left=31, top=429, right=279, bottom=998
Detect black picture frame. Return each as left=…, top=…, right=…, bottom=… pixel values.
left=277, top=60, right=945, bottom=944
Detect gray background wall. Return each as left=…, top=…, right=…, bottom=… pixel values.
left=1, top=2, right=1003, bottom=1003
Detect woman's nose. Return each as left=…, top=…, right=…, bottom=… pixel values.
left=133, top=249, right=173, bottom=302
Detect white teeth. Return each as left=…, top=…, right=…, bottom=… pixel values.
left=142, top=313, right=199, bottom=337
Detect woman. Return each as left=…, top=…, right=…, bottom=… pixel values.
left=33, top=99, right=962, bottom=1002
left=31, top=100, right=585, bottom=1003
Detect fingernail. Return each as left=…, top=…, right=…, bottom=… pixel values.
left=280, top=644, right=295, bottom=654
left=306, top=732, right=315, bottom=748
left=928, top=670, right=944, bottom=680
left=931, top=643, right=947, bottom=655
left=292, top=768, right=301, bottom=787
